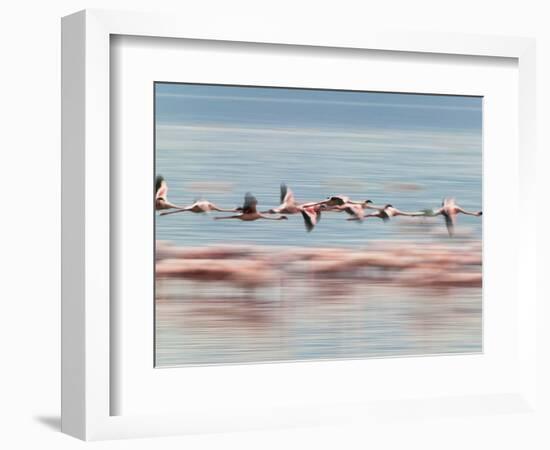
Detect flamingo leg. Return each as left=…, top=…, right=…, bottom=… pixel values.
left=159, top=207, right=191, bottom=216
left=211, top=206, right=240, bottom=212
left=214, top=215, right=241, bottom=220
left=259, top=214, right=287, bottom=220
left=395, top=211, right=427, bottom=217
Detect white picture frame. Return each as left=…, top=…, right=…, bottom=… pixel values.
left=61, top=9, right=537, bottom=441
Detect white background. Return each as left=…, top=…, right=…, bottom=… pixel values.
left=0, top=1, right=548, bottom=449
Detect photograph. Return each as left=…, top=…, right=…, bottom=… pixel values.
left=154, top=82, right=483, bottom=367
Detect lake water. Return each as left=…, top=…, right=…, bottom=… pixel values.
left=154, top=84, right=482, bottom=367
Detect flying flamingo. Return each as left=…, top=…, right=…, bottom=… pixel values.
left=214, top=193, right=288, bottom=222
left=425, top=198, right=482, bottom=236
left=308, top=195, right=374, bottom=209
left=364, top=204, right=427, bottom=222
left=262, top=183, right=302, bottom=214
left=323, top=200, right=374, bottom=221
left=263, top=184, right=336, bottom=215
left=298, top=195, right=373, bottom=227
left=155, top=175, right=184, bottom=211
left=260, top=184, right=332, bottom=231
left=160, top=200, right=239, bottom=216
left=317, top=195, right=352, bottom=207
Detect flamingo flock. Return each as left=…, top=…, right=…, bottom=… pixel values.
left=155, top=175, right=482, bottom=237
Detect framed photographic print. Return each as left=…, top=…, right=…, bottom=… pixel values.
left=61, top=9, right=537, bottom=440
left=153, top=82, right=483, bottom=368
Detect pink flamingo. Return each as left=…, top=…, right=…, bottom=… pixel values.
left=300, top=196, right=373, bottom=227
left=311, top=195, right=372, bottom=208
left=262, top=183, right=302, bottom=214
left=160, top=200, right=239, bottom=216
left=155, top=175, right=184, bottom=211
left=364, top=204, right=427, bottom=222
left=426, top=198, right=482, bottom=236
left=327, top=202, right=373, bottom=221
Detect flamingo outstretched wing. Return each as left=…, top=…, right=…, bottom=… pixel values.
left=243, top=192, right=258, bottom=214
left=301, top=207, right=321, bottom=232
left=280, top=183, right=295, bottom=204
left=156, top=175, right=168, bottom=199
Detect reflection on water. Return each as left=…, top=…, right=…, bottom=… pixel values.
left=155, top=241, right=482, bottom=367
